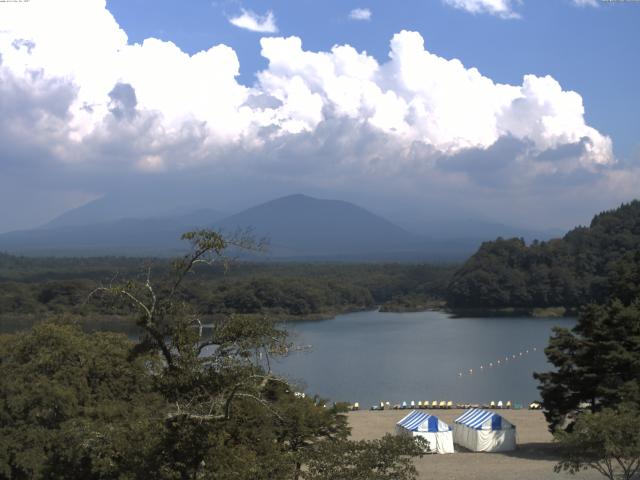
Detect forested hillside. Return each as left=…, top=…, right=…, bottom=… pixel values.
left=447, top=201, right=640, bottom=309
left=0, top=256, right=455, bottom=327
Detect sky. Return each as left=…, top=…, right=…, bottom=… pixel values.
left=0, top=0, right=639, bottom=234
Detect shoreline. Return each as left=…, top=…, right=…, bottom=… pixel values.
left=0, top=303, right=577, bottom=334
left=281, top=304, right=578, bottom=321
left=280, top=304, right=577, bottom=322
left=446, top=306, right=577, bottom=318
left=347, top=409, right=600, bottom=480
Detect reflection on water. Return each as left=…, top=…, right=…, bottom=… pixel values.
left=274, top=310, right=575, bottom=408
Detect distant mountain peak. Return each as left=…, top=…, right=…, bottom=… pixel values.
left=210, top=194, right=424, bottom=258
left=278, top=193, right=314, bottom=201
left=0, top=193, right=501, bottom=261
left=260, top=193, right=345, bottom=207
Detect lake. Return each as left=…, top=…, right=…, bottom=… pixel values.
left=273, top=310, right=576, bottom=408
left=1, top=309, right=574, bottom=409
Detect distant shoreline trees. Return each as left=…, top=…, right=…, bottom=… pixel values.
left=0, top=252, right=455, bottom=326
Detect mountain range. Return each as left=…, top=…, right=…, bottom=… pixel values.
left=0, top=194, right=560, bottom=261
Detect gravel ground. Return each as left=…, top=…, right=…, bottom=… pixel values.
left=348, top=409, right=601, bottom=480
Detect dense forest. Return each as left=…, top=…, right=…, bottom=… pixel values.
left=4, top=200, right=640, bottom=322
left=447, top=201, right=640, bottom=309
left=0, top=231, right=427, bottom=480
left=0, top=254, right=455, bottom=328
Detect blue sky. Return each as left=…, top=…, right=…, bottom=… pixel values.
left=0, top=0, right=639, bottom=233
left=107, top=0, right=639, bottom=158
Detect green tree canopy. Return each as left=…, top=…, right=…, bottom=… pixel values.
left=448, top=201, right=640, bottom=309
left=534, top=233, right=640, bottom=432
left=0, top=322, right=164, bottom=479
left=534, top=298, right=640, bottom=432
left=0, top=230, right=426, bottom=480
left=554, top=406, right=640, bottom=480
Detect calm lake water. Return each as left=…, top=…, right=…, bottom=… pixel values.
left=274, top=310, right=576, bottom=408
left=2, top=309, right=575, bottom=409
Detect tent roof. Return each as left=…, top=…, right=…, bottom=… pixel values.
left=454, top=409, right=513, bottom=431
left=397, top=410, right=450, bottom=432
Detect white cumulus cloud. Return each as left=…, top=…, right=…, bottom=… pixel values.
left=229, top=9, right=278, bottom=33
left=349, top=8, right=372, bottom=21
left=443, top=0, right=521, bottom=18
left=255, top=30, right=612, bottom=165
left=0, top=0, right=612, bottom=167
left=0, top=0, right=625, bottom=231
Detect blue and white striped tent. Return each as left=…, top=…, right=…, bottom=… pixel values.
left=396, top=411, right=454, bottom=454
left=455, top=409, right=506, bottom=430
left=453, top=409, right=516, bottom=452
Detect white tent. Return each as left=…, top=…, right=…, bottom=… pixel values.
left=453, top=408, right=516, bottom=452
left=395, top=410, right=454, bottom=454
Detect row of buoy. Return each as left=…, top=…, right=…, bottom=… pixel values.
left=457, top=347, right=538, bottom=378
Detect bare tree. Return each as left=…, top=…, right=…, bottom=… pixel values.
left=88, top=229, right=288, bottom=422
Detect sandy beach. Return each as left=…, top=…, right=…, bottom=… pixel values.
left=348, top=409, right=601, bottom=480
